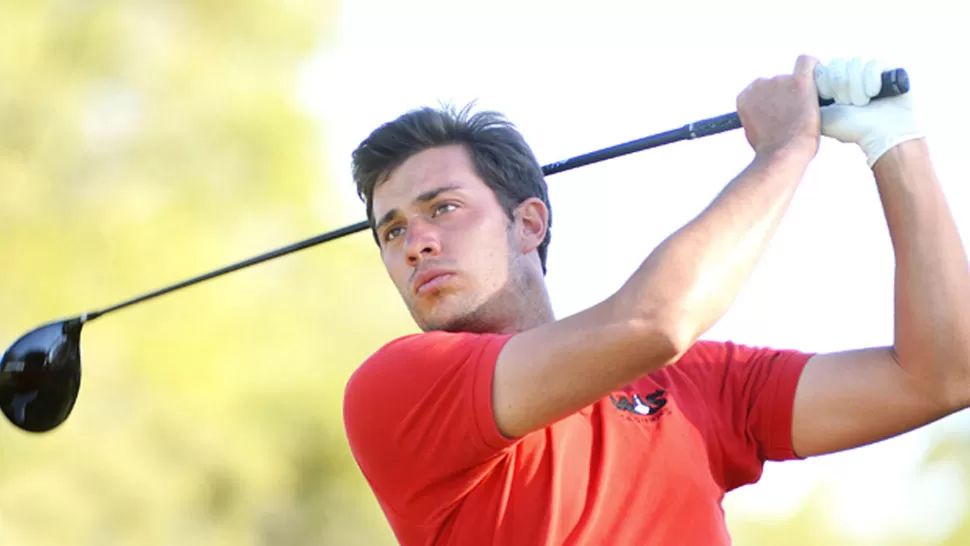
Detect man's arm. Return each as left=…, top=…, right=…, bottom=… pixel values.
left=492, top=56, right=823, bottom=439
left=792, top=138, right=970, bottom=457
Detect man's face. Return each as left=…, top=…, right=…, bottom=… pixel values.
left=371, top=145, right=521, bottom=332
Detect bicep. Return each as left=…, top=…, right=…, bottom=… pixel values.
left=791, top=347, right=953, bottom=458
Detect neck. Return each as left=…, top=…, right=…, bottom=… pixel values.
left=496, top=268, right=555, bottom=334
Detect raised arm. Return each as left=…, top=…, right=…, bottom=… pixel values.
left=791, top=140, right=970, bottom=457
left=786, top=57, right=970, bottom=457
left=492, top=56, right=823, bottom=438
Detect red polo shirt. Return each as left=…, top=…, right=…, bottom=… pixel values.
left=343, top=331, right=812, bottom=545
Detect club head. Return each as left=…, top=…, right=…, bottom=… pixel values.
left=0, top=318, right=83, bottom=433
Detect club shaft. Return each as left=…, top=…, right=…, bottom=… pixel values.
left=83, top=67, right=911, bottom=321
left=83, top=117, right=733, bottom=321
left=85, top=221, right=370, bottom=321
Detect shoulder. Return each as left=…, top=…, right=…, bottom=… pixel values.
left=369, top=330, right=510, bottom=362
left=348, top=331, right=513, bottom=386
left=342, top=330, right=520, bottom=509
left=343, top=330, right=515, bottom=417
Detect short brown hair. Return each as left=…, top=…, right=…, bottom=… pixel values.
left=351, top=103, right=552, bottom=273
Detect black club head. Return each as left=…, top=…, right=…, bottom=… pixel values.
left=0, top=318, right=83, bottom=433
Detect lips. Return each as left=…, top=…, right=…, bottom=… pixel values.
left=413, top=269, right=455, bottom=295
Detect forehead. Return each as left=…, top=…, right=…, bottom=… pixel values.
left=371, top=145, right=489, bottom=217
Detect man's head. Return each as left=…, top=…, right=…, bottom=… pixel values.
left=351, top=103, right=554, bottom=333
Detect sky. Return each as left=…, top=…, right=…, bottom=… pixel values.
left=300, top=1, right=970, bottom=541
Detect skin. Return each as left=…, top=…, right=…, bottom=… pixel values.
left=370, top=55, right=970, bottom=459
left=791, top=137, right=970, bottom=457
left=372, top=145, right=554, bottom=335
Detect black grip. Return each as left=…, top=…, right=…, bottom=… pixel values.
left=819, top=68, right=910, bottom=106
left=687, top=112, right=743, bottom=139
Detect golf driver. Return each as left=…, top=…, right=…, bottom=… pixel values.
left=0, top=69, right=910, bottom=433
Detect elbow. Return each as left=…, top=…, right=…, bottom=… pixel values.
left=942, top=351, right=970, bottom=412
left=626, top=311, right=694, bottom=369
left=659, top=319, right=699, bottom=363
left=903, top=341, right=970, bottom=412
left=603, top=290, right=699, bottom=370
left=943, top=374, right=970, bottom=414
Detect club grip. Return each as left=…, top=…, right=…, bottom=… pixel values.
left=819, top=68, right=910, bottom=106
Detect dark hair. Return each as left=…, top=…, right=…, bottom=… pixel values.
left=351, top=102, right=552, bottom=274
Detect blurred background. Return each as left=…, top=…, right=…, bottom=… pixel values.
left=1, top=0, right=969, bottom=544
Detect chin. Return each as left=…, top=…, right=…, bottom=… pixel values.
left=413, top=298, right=493, bottom=334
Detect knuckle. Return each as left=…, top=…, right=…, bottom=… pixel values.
left=742, top=77, right=768, bottom=95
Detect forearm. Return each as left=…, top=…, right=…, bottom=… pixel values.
left=613, top=147, right=813, bottom=353
left=873, top=139, right=970, bottom=407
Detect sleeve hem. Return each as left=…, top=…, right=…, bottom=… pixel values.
left=472, top=333, right=520, bottom=452
left=763, top=350, right=814, bottom=461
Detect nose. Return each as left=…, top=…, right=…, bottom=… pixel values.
left=404, top=218, right=441, bottom=266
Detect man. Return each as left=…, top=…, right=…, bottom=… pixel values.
left=342, top=54, right=970, bottom=545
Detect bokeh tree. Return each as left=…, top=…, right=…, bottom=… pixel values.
left=727, top=440, right=970, bottom=546
left=0, top=1, right=408, bottom=544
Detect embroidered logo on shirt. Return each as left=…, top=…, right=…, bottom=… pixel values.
left=610, top=389, right=668, bottom=417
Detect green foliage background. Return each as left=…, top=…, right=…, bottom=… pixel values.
left=0, top=1, right=407, bottom=544
left=1, top=2, right=968, bottom=545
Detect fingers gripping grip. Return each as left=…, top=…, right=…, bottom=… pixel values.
left=688, top=68, right=911, bottom=139
left=818, top=68, right=910, bottom=106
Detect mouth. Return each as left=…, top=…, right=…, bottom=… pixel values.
left=413, top=270, right=455, bottom=296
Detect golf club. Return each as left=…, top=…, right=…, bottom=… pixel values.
left=0, top=68, right=910, bottom=433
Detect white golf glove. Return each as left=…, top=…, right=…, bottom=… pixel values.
left=815, top=57, right=924, bottom=168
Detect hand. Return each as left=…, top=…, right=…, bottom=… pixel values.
left=737, top=55, right=822, bottom=161
left=816, top=57, right=924, bottom=168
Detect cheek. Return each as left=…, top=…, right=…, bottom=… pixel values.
left=464, top=223, right=514, bottom=275
left=382, top=252, right=411, bottom=293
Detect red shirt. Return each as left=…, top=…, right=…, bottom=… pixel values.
left=343, top=331, right=812, bottom=545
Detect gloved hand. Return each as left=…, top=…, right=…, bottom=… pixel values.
left=815, top=57, right=924, bottom=168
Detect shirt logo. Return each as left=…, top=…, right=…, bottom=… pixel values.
left=609, top=389, right=668, bottom=416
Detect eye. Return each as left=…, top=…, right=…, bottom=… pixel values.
left=383, top=225, right=404, bottom=243
left=433, top=202, right=458, bottom=216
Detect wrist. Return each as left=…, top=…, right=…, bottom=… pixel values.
left=871, top=137, right=930, bottom=175
left=754, top=140, right=816, bottom=170
left=866, top=133, right=927, bottom=170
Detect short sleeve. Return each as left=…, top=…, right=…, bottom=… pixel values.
left=688, top=340, right=814, bottom=489
left=342, top=330, right=516, bottom=523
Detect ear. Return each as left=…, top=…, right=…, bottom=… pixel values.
left=512, top=198, right=549, bottom=255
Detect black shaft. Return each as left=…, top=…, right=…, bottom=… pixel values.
left=80, top=123, right=703, bottom=323
left=81, top=68, right=910, bottom=323
left=83, top=220, right=370, bottom=322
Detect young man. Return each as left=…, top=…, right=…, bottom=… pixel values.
left=342, top=55, right=970, bottom=545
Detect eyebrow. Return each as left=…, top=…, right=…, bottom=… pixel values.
left=374, top=184, right=463, bottom=234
